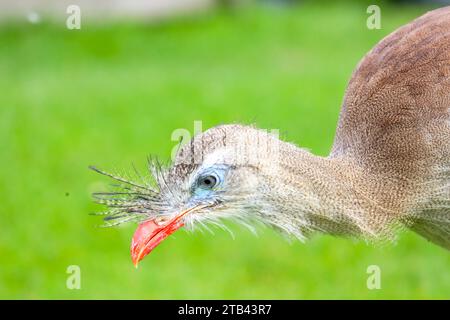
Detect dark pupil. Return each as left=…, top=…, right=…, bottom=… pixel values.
left=201, top=176, right=216, bottom=187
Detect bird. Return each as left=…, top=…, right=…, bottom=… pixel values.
left=92, top=7, right=450, bottom=266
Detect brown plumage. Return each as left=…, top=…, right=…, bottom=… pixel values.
left=93, top=7, right=450, bottom=265
left=330, top=6, right=450, bottom=248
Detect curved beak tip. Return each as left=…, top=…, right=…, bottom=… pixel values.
left=129, top=205, right=210, bottom=267
left=131, top=250, right=142, bottom=268
left=130, top=215, right=185, bottom=267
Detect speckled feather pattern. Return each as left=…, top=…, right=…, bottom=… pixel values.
left=93, top=7, right=450, bottom=250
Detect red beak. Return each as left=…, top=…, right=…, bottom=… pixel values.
left=130, top=204, right=212, bottom=267
left=131, top=211, right=186, bottom=267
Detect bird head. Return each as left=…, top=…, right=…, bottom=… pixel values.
left=92, top=125, right=287, bottom=266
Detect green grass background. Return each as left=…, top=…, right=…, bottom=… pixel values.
left=1, top=2, right=449, bottom=299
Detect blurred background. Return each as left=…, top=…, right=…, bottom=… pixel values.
left=1, top=0, right=449, bottom=299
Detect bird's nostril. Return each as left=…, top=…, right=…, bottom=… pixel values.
left=155, top=217, right=168, bottom=226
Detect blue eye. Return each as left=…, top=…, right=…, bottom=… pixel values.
left=193, top=165, right=228, bottom=193
left=197, top=174, right=218, bottom=189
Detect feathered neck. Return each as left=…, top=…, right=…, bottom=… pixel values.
left=255, top=141, right=415, bottom=242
